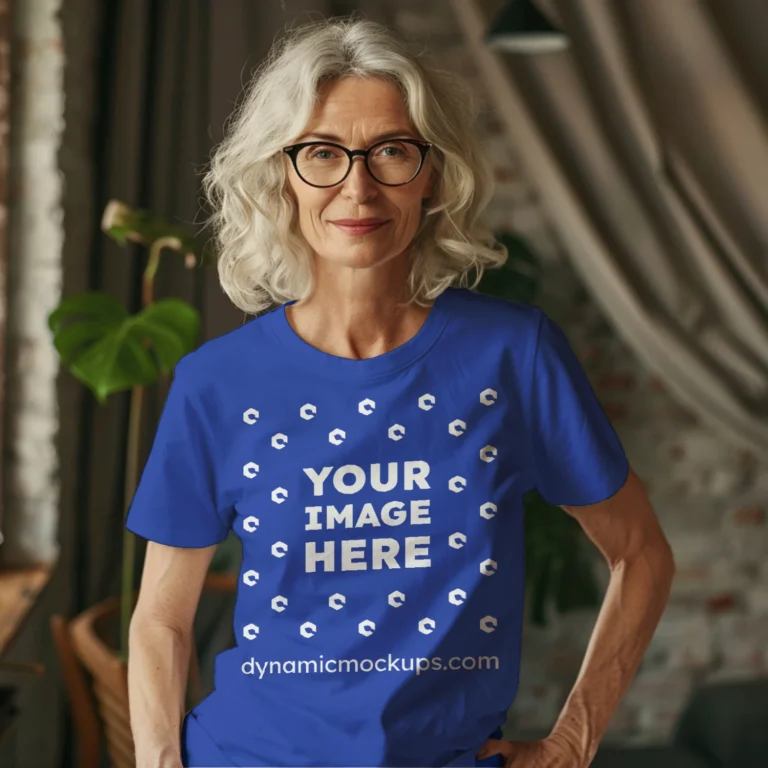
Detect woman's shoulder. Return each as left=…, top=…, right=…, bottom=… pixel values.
left=173, top=311, right=276, bottom=391
left=446, top=286, right=542, bottom=335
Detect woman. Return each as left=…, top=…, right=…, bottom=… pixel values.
left=126, top=15, right=675, bottom=768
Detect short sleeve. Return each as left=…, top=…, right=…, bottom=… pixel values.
left=125, top=356, right=231, bottom=547
left=523, top=309, right=629, bottom=506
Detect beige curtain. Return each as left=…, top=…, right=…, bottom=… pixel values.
left=451, top=0, right=768, bottom=457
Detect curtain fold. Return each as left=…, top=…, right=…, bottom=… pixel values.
left=452, top=0, right=768, bottom=456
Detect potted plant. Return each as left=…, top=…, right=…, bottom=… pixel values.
left=48, top=201, right=239, bottom=767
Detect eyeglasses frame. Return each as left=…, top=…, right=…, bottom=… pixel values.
left=282, top=138, right=433, bottom=188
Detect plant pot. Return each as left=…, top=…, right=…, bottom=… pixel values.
left=66, top=572, right=237, bottom=768
left=69, top=595, right=134, bottom=768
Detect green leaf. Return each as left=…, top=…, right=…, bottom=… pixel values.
left=48, top=292, right=201, bottom=401
left=52, top=321, right=120, bottom=365
left=48, top=293, right=128, bottom=335
left=477, top=231, right=542, bottom=304
left=70, top=333, right=159, bottom=402
left=131, top=300, right=200, bottom=374
left=102, top=200, right=212, bottom=265
left=108, top=225, right=133, bottom=246
left=141, top=299, right=200, bottom=350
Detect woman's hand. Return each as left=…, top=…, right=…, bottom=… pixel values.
left=475, top=732, right=585, bottom=767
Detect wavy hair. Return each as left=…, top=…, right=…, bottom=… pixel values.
left=202, top=13, right=507, bottom=316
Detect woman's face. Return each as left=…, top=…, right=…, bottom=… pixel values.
left=284, top=77, right=434, bottom=273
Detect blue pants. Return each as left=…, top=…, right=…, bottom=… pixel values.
left=182, top=712, right=505, bottom=767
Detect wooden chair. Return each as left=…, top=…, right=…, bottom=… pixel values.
left=51, top=573, right=237, bottom=768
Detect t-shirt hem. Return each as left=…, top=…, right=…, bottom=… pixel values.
left=125, top=519, right=229, bottom=548
left=542, top=454, right=630, bottom=508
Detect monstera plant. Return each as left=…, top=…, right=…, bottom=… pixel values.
left=48, top=201, right=223, bottom=659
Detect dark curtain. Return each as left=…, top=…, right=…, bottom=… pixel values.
left=61, top=0, right=351, bottom=622
left=69, top=0, right=343, bottom=614
left=56, top=1, right=404, bottom=764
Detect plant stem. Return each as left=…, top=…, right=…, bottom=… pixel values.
left=143, top=236, right=181, bottom=306
left=120, top=235, right=182, bottom=660
left=102, top=200, right=208, bottom=264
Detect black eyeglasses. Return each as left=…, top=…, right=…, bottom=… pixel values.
left=282, top=138, right=432, bottom=188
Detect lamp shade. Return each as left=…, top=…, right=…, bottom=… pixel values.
left=485, top=0, right=569, bottom=54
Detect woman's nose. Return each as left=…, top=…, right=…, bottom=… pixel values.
left=340, top=157, right=378, bottom=200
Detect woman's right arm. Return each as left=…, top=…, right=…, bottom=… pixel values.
left=128, top=541, right=217, bottom=768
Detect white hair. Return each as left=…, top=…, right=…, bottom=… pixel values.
left=202, top=13, right=507, bottom=315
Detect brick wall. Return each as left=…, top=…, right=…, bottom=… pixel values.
left=2, top=0, right=63, bottom=566
left=391, top=0, right=768, bottom=745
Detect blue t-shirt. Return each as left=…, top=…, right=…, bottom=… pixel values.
left=126, top=286, right=629, bottom=767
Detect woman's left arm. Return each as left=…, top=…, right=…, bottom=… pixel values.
left=478, top=465, right=676, bottom=767
left=548, top=465, right=676, bottom=765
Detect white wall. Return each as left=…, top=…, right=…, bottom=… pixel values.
left=2, top=0, right=63, bottom=565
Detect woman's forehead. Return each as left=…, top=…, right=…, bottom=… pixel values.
left=296, top=128, right=419, bottom=145
left=307, top=77, right=410, bottom=126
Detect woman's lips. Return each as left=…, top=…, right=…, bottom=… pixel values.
left=332, top=220, right=388, bottom=235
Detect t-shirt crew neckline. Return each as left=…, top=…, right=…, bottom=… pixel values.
left=266, top=287, right=455, bottom=382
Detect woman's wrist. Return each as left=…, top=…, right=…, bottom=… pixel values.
left=135, top=743, right=182, bottom=768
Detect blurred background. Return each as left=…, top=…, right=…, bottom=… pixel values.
left=1, top=0, right=768, bottom=766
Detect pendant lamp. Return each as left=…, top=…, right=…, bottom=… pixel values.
left=485, top=0, right=569, bottom=54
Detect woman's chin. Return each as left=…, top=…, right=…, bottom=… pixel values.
left=322, top=251, right=397, bottom=271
